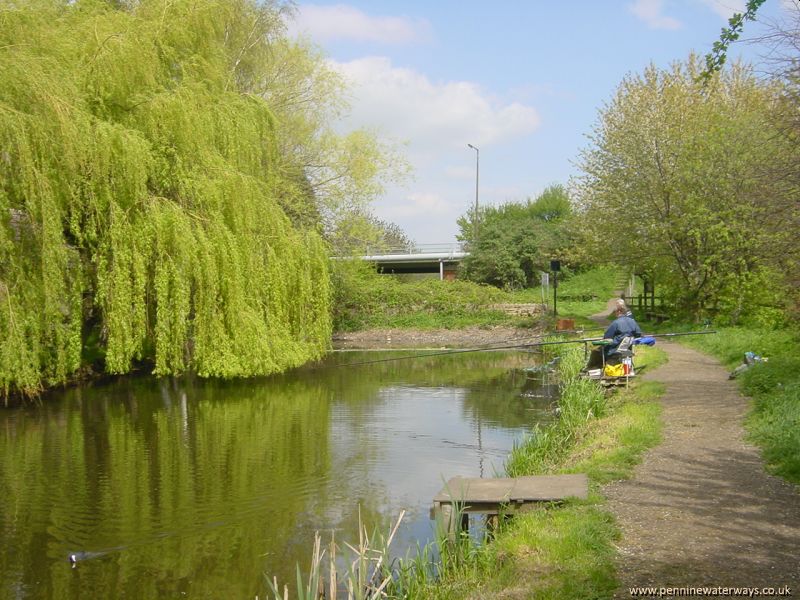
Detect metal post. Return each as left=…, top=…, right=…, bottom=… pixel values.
left=439, top=259, right=444, bottom=280
left=467, top=144, right=479, bottom=241
left=553, top=270, right=558, bottom=317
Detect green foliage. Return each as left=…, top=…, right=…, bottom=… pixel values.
left=458, top=184, right=576, bottom=289
left=0, top=0, right=340, bottom=399
left=701, top=0, right=768, bottom=81
left=331, top=262, right=517, bottom=332
left=328, top=210, right=414, bottom=256
left=747, top=377, right=800, bottom=483
left=578, top=55, right=792, bottom=321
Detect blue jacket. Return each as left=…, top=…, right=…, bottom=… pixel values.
left=603, top=316, right=642, bottom=356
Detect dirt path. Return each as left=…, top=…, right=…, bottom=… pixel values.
left=595, top=300, right=800, bottom=594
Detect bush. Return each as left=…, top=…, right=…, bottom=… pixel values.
left=331, top=261, right=516, bottom=331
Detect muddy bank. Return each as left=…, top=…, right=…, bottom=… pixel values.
left=331, top=325, right=546, bottom=349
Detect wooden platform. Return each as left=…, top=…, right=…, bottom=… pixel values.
left=431, top=474, right=589, bottom=538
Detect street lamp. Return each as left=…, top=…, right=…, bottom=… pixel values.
left=467, top=143, right=479, bottom=241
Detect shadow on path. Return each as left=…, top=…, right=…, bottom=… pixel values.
left=605, top=342, right=800, bottom=595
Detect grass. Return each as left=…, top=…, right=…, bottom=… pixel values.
left=509, top=265, right=627, bottom=330
left=265, top=511, right=406, bottom=600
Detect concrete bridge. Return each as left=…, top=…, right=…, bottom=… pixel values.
left=359, top=243, right=469, bottom=279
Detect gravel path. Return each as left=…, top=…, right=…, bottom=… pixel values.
left=596, top=304, right=800, bottom=595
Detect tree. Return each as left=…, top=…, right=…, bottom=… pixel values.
left=327, top=210, right=414, bottom=256
left=746, top=4, right=800, bottom=317
left=577, top=55, right=789, bottom=320
left=256, top=36, right=409, bottom=238
left=0, top=0, right=399, bottom=399
left=457, top=185, right=574, bottom=289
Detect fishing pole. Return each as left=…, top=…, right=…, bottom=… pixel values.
left=321, top=329, right=717, bottom=369
left=647, top=330, right=717, bottom=338
left=325, top=324, right=622, bottom=368
left=319, top=337, right=551, bottom=369
left=571, top=330, right=717, bottom=344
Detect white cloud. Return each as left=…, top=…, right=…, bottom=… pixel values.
left=331, top=56, right=540, bottom=153
left=328, top=56, right=542, bottom=242
left=444, top=166, right=474, bottom=180
left=699, top=0, right=746, bottom=19
left=629, top=0, right=682, bottom=29
left=378, top=192, right=451, bottom=219
left=292, top=4, right=430, bottom=44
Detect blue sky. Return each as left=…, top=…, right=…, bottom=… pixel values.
left=290, top=1, right=793, bottom=244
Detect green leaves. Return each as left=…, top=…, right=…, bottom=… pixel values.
left=0, top=0, right=336, bottom=399
left=700, top=0, right=767, bottom=83
left=459, top=185, right=575, bottom=289
left=578, top=55, right=786, bottom=320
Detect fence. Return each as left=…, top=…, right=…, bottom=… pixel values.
left=623, top=293, right=669, bottom=322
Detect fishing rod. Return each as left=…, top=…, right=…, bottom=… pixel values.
left=648, top=330, right=717, bottom=338
left=570, top=330, right=717, bottom=344
left=325, top=324, right=635, bottom=368
left=319, top=337, right=551, bottom=369
left=322, top=329, right=717, bottom=369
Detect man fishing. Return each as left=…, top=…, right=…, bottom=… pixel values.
left=586, top=302, right=642, bottom=369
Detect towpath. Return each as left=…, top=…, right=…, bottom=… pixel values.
left=594, top=300, right=800, bottom=596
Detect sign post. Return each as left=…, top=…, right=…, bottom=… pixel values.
left=550, top=260, right=560, bottom=317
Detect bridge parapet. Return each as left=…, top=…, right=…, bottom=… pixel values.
left=361, top=242, right=466, bottom=257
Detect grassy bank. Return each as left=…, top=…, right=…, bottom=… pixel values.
left=406, top=343, right=667, bottom=599
left=509, top=265, right=625, bottom=329
left=663, top=325, right=800, bottom=485
left=333, top=263, right=625, bottom=332
left=332, top=262, right=532, bottom=331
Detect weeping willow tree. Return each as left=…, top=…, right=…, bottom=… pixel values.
left=0, top=0, right=360, bottom=400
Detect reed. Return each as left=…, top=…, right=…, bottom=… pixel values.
left=264, top=509, right=403, bottom=600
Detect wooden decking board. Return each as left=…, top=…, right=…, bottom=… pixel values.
left=430, top=474, right=589, bottom=539
left=433, top=474, right=588, bottom=505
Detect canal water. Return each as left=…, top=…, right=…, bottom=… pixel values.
left=0, top=350, right=558, bottom=599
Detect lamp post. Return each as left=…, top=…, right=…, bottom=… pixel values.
left=467, top=143, right=479, bottom=241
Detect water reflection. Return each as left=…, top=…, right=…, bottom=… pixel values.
left=0, top=350, right=556, bottom=599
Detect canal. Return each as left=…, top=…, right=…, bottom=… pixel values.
left=0, top=350, right=557, bottom=599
